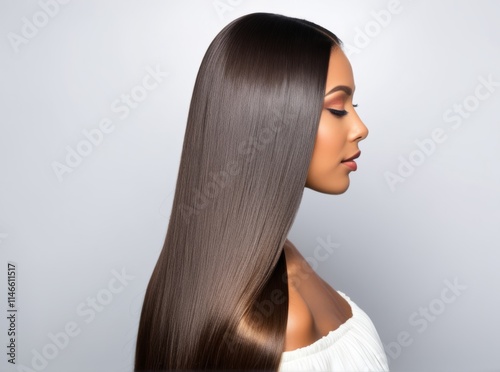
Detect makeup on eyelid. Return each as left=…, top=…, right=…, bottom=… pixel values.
left=326, top=104, right=358, bottom=117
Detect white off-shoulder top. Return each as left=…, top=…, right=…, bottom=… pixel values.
left=279, top=290, right=390, bottom=371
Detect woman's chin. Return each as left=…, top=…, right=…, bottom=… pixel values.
left=305, top=177, right=350, bottom=195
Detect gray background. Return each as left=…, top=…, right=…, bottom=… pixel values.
left=1, top=1, right=499, bottom=371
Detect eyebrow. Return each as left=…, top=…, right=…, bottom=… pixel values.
left=324, top=85, right=354, bottom=97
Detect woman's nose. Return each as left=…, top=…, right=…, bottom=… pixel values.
left=350, top=114, right=369, bottom=142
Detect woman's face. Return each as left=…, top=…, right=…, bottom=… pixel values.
left=305, top=46, right=368, bottom=194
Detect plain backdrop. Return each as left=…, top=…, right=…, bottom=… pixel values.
left=1, top=1, right=499, bottom=371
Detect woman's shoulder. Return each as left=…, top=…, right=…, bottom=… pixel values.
left=282, top=239, right=317, bottom=351
left=282, top=238, right=353, bottom=352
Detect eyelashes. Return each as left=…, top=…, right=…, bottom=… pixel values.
left=327, top=104, right=358, bottom=117
left=327, top=108, right=348, bottom=117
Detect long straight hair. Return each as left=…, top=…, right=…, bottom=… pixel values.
left=135, top=12, right=341, bottom=371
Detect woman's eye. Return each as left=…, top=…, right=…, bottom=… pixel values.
left=326, top=104, right=358, bottom=117
left=327, top=108, right=348, bottom=117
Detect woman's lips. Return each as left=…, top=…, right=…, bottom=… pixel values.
left=341, top=160, right=357, bottom=171
left=341, top=150, right=360, bottom=171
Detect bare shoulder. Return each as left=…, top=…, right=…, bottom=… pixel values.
left=282, top=238, right=353, bottom=352
left=282, top=239, right=317, bottom=351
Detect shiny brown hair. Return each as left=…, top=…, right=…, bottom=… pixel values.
left=134, top=12, right=341, bottom=371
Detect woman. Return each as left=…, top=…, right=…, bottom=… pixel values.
left=135, top=12, right=389, bottom=371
